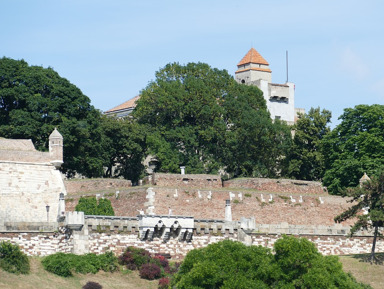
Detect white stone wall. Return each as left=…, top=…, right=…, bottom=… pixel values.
left=1, top=231, right=383, bottom=258
left=0, top=162, right=66, bottom=229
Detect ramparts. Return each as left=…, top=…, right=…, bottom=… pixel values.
left=64, top=178, right=132, bottom=194
left=154, top=173, right=222, bottom=188
left=223, top=178, right=327, bottom=195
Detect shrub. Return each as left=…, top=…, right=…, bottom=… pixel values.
left=75, top=196, right=115, bottom=216
left=118, top=247, right=151, bottom=270
left=97, top=198, right=114, bottom=216
left=158, top=277, right=170, bottom=289
left=83, top=281, right=102, bottom=289
left=153, top=254, right=169, bottom=269
left=171, top=237, right=372, bottom=289
left=139, top=263, right=162, bottom=280
left=0, top=241, right=30, bottom=274
left=42, top=252, right=73, bottom=277
left=42, top=252, right=117, bottom=277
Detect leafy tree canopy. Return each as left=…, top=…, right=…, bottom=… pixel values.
left=322, top=104, right=384, bottom=194
left=285, top=107, right=331, bottom=181
left=172, top=236, right=371, bottom=288
left=335, top=170, right=384, bottom=263
left=75, top=196, right=114, bottom=216
left=100, top=116, right=147, bottom=183
left=0, top=57, right=104, bottom=177
left=133, top=62, right=292, bottom=177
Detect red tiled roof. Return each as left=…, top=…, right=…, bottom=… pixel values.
left=237, top=48, right=269, bottom=66
left=235, top=67, right=272, bottom=74
left=105, top=95, right=140, bottom=113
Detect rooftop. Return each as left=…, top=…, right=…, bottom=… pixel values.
left=237, top=48, right=270, bottom=66
left=105, top=95, right=140, bottom=113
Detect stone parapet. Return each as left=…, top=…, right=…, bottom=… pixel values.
left=154, top=173, right=222, bottom=188
left=64, top=178, right=132, bottom=194
left=223, top=178, right=327, bottom=195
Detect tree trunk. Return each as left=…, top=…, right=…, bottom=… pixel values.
left=369, top=223, right=379, bottom=264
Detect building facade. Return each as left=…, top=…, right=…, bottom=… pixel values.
left=235, top=48, right=297, bottom=125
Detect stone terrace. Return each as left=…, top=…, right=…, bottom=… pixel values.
left=151, top=188, right=354, bottom=226
left=65, top=177, right=355, bottom=227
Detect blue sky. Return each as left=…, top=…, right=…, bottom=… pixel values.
left=2, top=0, right=383, bottom=126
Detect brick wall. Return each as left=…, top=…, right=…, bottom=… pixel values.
left=154, top=173, right=222, bottom=188
left=1, top=231, right=383, bottom=259
left=64, top=179, right=132, bottom=194
left=223, top=178, right=326, bottom=195
left=150, top=188, right=354, bottom=226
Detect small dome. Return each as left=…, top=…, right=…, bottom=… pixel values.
left=49, top=128, right=63, bottom=139
left=360, top=172, right=371, bottom=182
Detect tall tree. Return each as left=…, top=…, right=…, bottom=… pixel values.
left=335, top=171, right=384, bottom=263
left=322, top=105, right=384, bottom=194
left=100, top=116, right=147, bottom=183
left=133, top=62, right=292, bottom=177
left=0, top=57, right=104, bottom=177
left=285, top=107, right=331, bottom=181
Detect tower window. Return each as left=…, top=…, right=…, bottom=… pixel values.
left=241, top=79, right=245, bottom=84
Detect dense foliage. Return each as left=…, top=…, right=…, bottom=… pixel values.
left=41, top=252, right=117, bottom=277
left=285, top=107, right=331, bottom=181
left=171, top=237, right=371, bottom=289
left=0, top=241, right=30, bottom=274
left=75, top=196, right=115, bottom=216
left=0, top=57, right=147, bottom=181
left=133, top=62, right=292, bottom=177
left=100, top=116, right=146, bottom=183
left=335, top=170, right=384, bottom=263
left=0, top=57, right=104, bottom=177
left=322, top=104, right=384, bottom=194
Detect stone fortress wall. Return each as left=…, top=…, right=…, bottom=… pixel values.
left=0, top=129, right=65, bottom=231
left=1, top=172, right=383, bottom=259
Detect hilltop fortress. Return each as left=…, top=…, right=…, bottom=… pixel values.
left=0, top=132, right=383, bottom=258
left=0, top=50, right=381, bottom=258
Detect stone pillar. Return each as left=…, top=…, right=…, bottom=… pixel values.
left=225, top=200, right=232, bottom=221
left=180, top=166, right=185, bottom=175
left=57, top=192, right=66, bottom=222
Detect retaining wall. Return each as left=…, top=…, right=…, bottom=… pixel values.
left=223, top=178, right=326, bottom=195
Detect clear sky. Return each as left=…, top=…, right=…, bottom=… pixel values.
left=1, top=0, right=383, bottom=126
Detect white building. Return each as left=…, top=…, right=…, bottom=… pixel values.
left=235, top=48, right=298, bottom=125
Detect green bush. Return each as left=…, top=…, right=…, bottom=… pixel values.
left=42, top=252, right=118, bottom=277
left=172, top=236, right=373, bottom=289
left=0, top=241, right=30, bottom=274
left=75, top=196, right=114, bottom=216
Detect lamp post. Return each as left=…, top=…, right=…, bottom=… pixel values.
left=46, top=205, right=50, bottom=222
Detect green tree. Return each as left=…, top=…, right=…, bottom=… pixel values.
left=171, top=236, right=370, bottom=288
left=100, top=116, right=147, bottom=183
left=335, top=171, right=384, bottom=263
left=285, top=107, right=331, bottom=181
left=75, top=196, right=114, bottom=216
left=222, top=84, right=292, bottom=177
left=133, top=62, right=292, bottom=177
left=0, top=57, right=104, bottom=177
left=322, top=105, right=384, bottom=194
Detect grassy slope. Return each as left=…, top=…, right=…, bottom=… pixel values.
left=0, top=258, right=157, bottom=289
left=339, top=253, right=384, bottom=289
